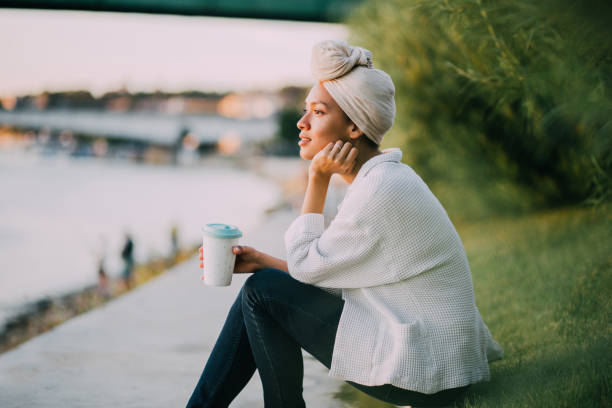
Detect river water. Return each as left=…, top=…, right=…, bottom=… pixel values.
left=0, top=151, right=281, bottom=327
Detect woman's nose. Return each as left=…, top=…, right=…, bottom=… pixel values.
left=297, top=114, right=309, bottom=130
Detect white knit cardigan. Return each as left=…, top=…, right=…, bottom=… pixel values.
left=284, top=148, right=503, bottom=394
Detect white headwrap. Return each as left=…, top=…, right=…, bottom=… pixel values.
left=311, top=40, right=396, bottom=145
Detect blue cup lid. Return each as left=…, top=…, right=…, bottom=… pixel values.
left=202, top=223, right=242, bottom=239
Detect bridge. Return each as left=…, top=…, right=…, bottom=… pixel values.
left=0, top=0, right=365, bottom=22
left=0, top=109, right=279, bottom=163
left=0, top=110, right=276, bottom=147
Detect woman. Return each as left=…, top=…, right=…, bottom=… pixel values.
left=187, top=40, right=503, bottom=408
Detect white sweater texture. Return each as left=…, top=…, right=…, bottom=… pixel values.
left=284, top=148, right=503, bottom=394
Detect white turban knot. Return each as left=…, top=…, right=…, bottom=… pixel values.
left=310, top=40, right=395, bottom=145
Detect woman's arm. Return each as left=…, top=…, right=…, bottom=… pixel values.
left=256, top=251, right=288, bottom=272
left=285, top=191, right=389, bottom=288
left=200, top=246, right=288, bottom=273
left=236, top=246, right=288, bottom=273
left=301, top=172, right=331, bottom=215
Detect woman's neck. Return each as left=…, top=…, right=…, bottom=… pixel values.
left=340, top=144, right=382, bottom=185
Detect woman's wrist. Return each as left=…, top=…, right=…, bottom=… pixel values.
left=254, top=250, right=268, bottom=269
left=256, top=251, right=288, bottom=273
left=308, top=167, right=332, bottom=182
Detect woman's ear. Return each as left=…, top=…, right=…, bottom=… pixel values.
left=348, top=122, right=364, bottom=141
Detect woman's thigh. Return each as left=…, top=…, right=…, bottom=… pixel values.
left=241, top=268, right=344, bottom=367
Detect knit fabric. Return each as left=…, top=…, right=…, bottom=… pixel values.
left=284, top=148, right=503, bottom=394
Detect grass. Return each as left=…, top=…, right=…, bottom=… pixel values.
left=334, top=205, right=611, bottom=407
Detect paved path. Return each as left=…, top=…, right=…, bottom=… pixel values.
left=0, top=209, right=347, bottom=408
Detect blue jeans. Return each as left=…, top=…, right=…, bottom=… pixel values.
left=186, top=268, right=468, bottom=408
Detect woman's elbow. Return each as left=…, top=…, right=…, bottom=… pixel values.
left=287, top=264, right=320, bottom=285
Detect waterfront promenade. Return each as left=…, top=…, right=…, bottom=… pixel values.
left=0, top=208, right=347, bottom=408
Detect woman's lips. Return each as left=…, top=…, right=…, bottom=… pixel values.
left=298, top=138, right=311, bottom=147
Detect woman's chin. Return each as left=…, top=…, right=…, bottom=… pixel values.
left=299, top=148, right=314, bottom=160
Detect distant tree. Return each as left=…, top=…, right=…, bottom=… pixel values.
left=279, top=86, right=308, bottom=108
left=46, top=91, right=98, bottom=109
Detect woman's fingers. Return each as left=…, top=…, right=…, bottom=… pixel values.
left=336, top=141, right=352, bottom=161
left=310, top=140, right=358, bottom=177
left=322, top=142, right=334, bottom=155
left=329, top=140, right=343, bottom=157
left=346, top=146, right=359, bottom=163
left=234, top=245, right=256, bottom=256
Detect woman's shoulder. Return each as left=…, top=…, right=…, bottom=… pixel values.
left=360, top=159, right=424, bottom=195
left=340, top=161, right=422, bottom=216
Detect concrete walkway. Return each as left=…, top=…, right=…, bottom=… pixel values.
left=0, top=209, right=347, bottom=408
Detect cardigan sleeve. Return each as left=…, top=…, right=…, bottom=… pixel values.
left=284, top=183, right=403, bottom=288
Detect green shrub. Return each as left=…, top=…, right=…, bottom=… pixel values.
left=348, top=0, right=612, bottom=215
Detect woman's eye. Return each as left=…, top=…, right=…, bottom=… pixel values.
left=301, top=107, right=323, bottom=115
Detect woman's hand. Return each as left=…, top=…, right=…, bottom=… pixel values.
left=199, top=245, right=267, bottom=276
left=231, top=245, right=264, bottom=274
left=309, top=140, right=359, bottom=179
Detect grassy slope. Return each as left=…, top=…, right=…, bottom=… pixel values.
left=334, top=205, right=611, bottom=407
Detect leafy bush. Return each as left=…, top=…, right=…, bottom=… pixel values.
left=348, top=0, right=612, bottom=214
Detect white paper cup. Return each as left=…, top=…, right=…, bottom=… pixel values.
left=201, top=224, right=242, bottom=286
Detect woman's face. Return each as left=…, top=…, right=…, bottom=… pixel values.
left=296, top=82, right=353, bottom=160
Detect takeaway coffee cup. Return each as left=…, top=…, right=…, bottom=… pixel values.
left=201, top=223, right=243, bottom=286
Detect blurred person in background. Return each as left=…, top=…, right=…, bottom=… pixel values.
left=171, top=224, right=179, bottom=259
left=188, top=41, right=503, bottom=408
left=121, top=234, right=134, bottom=290
left=96, top=256, right=111, bottom=300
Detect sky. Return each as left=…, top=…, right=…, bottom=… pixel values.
left=0, top=9, right=348, bottom=96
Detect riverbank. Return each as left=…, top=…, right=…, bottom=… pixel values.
left=0, top=153, right=308, bottom=355
left=0, top=151, right=282, bottom=329
left=0, top=247, right=199, bottom=354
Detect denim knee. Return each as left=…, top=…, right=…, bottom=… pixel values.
left=242, top=268, right=285, bottom=309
